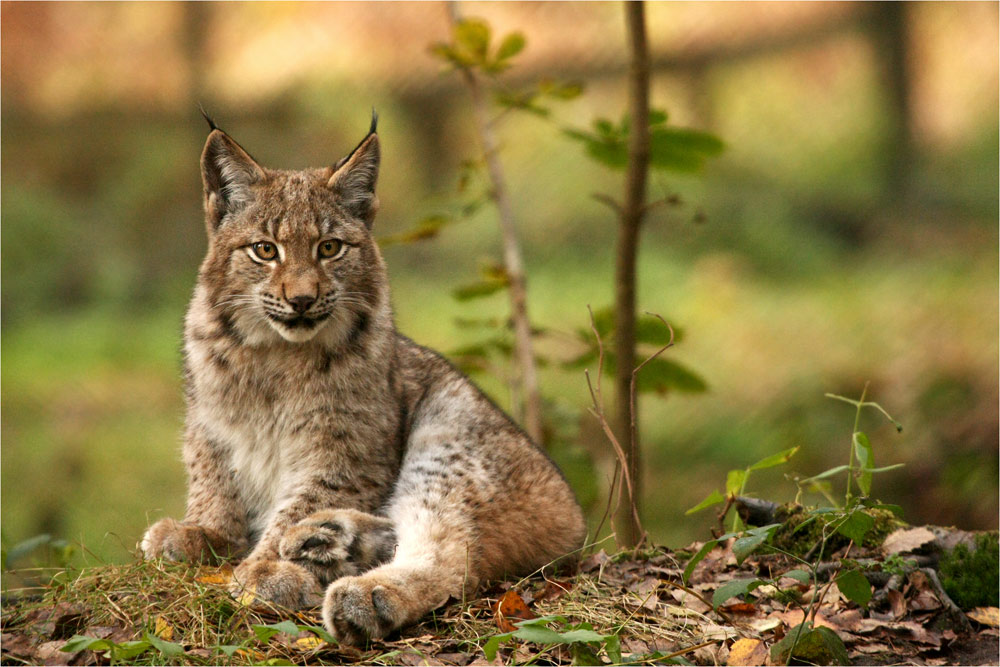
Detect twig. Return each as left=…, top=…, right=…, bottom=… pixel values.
left=446, top=1, right=544, bottom=446
left=584, top=306, right=643, bottom=545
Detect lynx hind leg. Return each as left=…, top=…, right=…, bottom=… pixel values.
left=278, top=509, right=396, bottom=586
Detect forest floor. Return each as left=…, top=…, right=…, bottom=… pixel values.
left=2, top=524, right=997, bottom=666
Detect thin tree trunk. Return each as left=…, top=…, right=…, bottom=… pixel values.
left=614, top=0, right=651, bottom=548
left=447, top=4, right=545, bottom=446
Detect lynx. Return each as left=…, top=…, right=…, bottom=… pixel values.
left=141, top=112, right=586, bottom=645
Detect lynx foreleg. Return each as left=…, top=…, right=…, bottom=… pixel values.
left=142, top=430, right=248, bottom=563
left=279, top=509, right=396, bottom=585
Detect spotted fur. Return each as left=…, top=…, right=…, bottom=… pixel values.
left=141, top=116, right=586, bottom=645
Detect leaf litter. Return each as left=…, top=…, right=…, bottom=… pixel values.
left=2, top=529, right=997, bottom=666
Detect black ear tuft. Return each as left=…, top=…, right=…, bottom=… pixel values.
left=369, top=107, right=378, bottom=135
left=199, top=104, right=219, bottom=132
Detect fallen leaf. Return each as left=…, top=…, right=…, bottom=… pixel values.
left=236, top=585, right=257, bottom=607
left=719, top=602, right=757, bottom=615
left=294, top=636, right=324, bottom=650
left=967, top=607, right=1000, bottom=627
left=750, top=617, right=782, bottom=633
left=154, top=615, right=174, bottom=641
left=578, top=550, right=610, bottom=573
left=726, top=637, right=767, bottom=666
left=534, top=579, right=573, bottom=602
left=887, top=588, right=907, bottom=619
left=195, top=564, right=234, bottom=585
left=882, top=527, right=936, bottom=555
left=494, top=590, right=535, bottom=632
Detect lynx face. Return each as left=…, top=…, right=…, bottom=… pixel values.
left=197, top=115, right=383, bottom=346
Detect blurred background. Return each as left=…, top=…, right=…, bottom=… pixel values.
left=2, top=2, right=997, bottom=567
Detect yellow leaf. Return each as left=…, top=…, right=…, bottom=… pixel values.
left=236, top=648, right=265, bottom=661
left=726, top=637, right=768, bottom=666
left=236, top=585, right=257, bottom=607
left=294, top=636, right=324, bottom=650
left=195, top=564, right=233, bottom=585
left=967, top=606, right=1000, bottom=627
left=154, top=615, right=174, bottom=641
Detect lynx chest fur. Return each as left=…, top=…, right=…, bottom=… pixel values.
left=141, top=113, right=586, bottom=645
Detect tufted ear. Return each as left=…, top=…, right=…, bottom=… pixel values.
left=328, top=111, right=380, bottom=228
left=200, top=118, right=265, bottom=234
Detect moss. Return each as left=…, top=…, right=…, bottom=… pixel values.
left=769, top=505, right=904, bottom=558
left=939, top=532, right=999, bottom=610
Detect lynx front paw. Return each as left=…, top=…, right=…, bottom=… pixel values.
left=230, top=559, right=322, bottom=609
left=141, top=518, right=219, bottom=563
left=278, top=509, right=396, bottom=585
left=322, top=575, right=408, bottom=646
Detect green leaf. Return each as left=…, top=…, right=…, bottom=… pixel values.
left=853, top=431, right=875, bottom=495
left=604, top=633, right=622, bottom=664
left=454, top=18, right=491, bottom=62
left=556, top=629, right=608, bottom=643
left=747, top=446, right=800, bottom=471
left=215, top=645, right=243, bottom=657
left=633, top=356, right=707, bottom=394
left=648, top=127, right=725, bottom=173
left=682, top=539, right=718, bottom=584
left=61, top=636, right=112, bottom=653
left=865, top=502, right=904, bottom=517
left=686, top=489, right=725, bottom=515
left=712, top=578, right=763, bottom=608
left=770, top=623, right=850, bottom=666
left=483, top=633, right=511, bottom=662
left=782, top=569, right=812, bottom=584
left=540, top=79, right=584, bottom=100
left=835, top=568, right=873, bottom=607
left=801, top=464, right=851, bottom=483
left=428, top=42, right=474, bottom=68
left=570, top=643, right=602, bottom=665
left=512, top=625, right=565, bottom=644
left=146, top=632, right=185, bottom=657
left=452, top=279, right=508, bottom=301
left=725, top=469, right=746, bottom=497
left=252, top=620, right=300, bottom=643
left=109, top=640, right=153, bottom=661
left=732, top=524, right=779, bottom=564
left=7, top=534, right=53, bottom=564
left=836, top=509, right=875, bottom=545
left=377, top=214, right=452, bottom=246
left=495, top=32, right=526, bottom=61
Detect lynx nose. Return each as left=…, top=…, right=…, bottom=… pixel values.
left=288, top=295, right=316, bottom=314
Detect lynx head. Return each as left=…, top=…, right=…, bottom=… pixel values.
left=196, top=112, right=386, bottom=346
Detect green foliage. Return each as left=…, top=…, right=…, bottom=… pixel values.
left=61, top=633, right=184, bottom=664
left=563, top=110, right=724, bottom=173
left=483, top=616, right=621, bottom=665
left=834, top=567, right=872, bottom=608
left=686, top=447, right=799, bottom=529
left=770, top=622, right=850, bottom=666
left=565, top=307, right=707, bottom=396
left=2, top=533, right=76, bottom=571
left=938, top=533, right=1000, bottom=610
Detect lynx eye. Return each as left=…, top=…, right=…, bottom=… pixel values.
left=250, top=242, right=278, bottom=262
left=318, top=239, right=345, bottom=259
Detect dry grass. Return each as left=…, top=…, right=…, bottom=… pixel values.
left=1, top=546, right=723, bottom=666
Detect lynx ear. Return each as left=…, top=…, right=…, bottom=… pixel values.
left=200, top=126, right=265, bottom=233
left=328, top=112, right=380, bottom=227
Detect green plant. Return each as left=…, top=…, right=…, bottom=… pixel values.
left=483, top=615, right=622, bottom=665
left=939, top=532, right=1000, bottom=610
left=681, top=387, right=906, bottom=665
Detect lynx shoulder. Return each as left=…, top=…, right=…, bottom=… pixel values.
left=141, top=112, right=586, bottom=644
